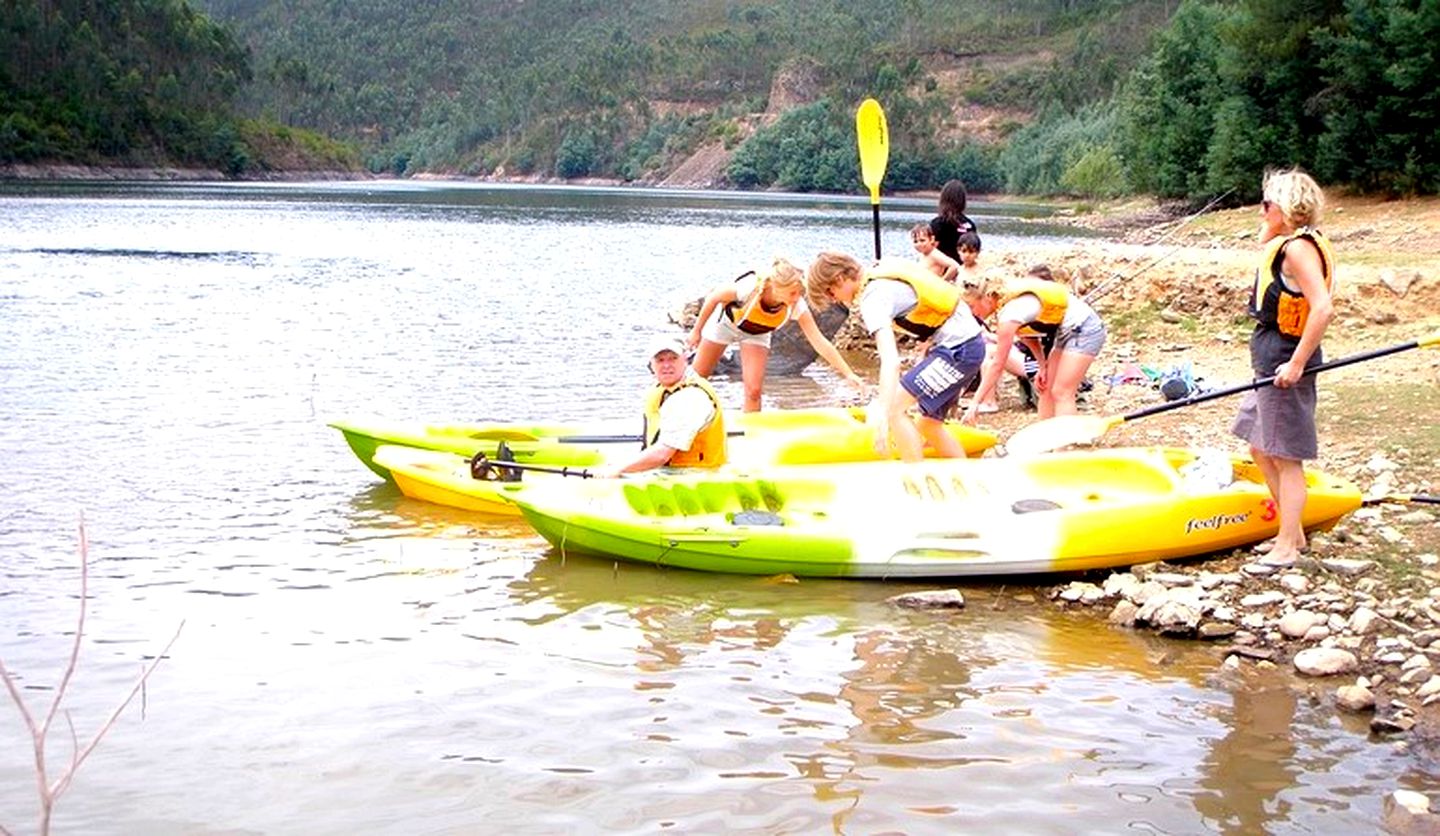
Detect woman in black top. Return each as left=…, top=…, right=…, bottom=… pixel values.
left=928, top=179, right=979, bottom=262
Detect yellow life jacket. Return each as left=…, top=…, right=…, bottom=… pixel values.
left=863, top=258, right=961, bottom=339
left=1249, top=227, right=1335, bottom=339
left=641, top=375, right=727, bottom=468
left=997, top=278, right=1069, bottom=338
left=723, top=271, right=792, bottom=335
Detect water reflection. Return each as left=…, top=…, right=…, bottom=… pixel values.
left=1194, top=678, right=1300, bottom=833
left=0, top=178, right=1091, bottom=242
left=0, top=181, right=1425, bottom=833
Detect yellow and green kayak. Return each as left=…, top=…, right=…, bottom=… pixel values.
left=497, top=447, right=1362, bottom=578
left=372, top=416, right=998, bottom=517
left=334, top=407, right=997, bottom=482
left=330, top=417, right=623, bottom=481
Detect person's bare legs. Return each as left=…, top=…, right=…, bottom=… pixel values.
left=1249, top=447, right=1309, bottom=561
left=886, top=389, right=927, bottom=461
left=1041, top=349, right=1095, bottom=418
left=1250, top=446, right=1282, bottom=500
left=916, top=415, right=965, bottom=458
left=690, top=340, right=727, bottom=377
left=738, top=342, right=769, bottom=412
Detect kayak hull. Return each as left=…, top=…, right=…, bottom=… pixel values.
left=378, top=447, right=526, bottom=515
left=502, top=448, right=1362, bottom=578
left=331, top=419, right=614, bottom=481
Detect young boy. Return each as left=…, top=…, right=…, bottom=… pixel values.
left=910, top=223, right=959, bottom=283
left=951, top=231, right=1023, bottom=413
left=956, top=231, right=985, bottom=287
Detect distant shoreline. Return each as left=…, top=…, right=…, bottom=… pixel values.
left=2, top=162, right=940, bottom=197
left=0, top=163, right=374, bottom=182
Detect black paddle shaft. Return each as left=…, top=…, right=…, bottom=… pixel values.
left=1363, top=495, right=1440, bottom=506
left=469, top=452, right=593, bottom=480
left=1123, top=338, right=1427, bottom=422
left=555, top=429, right=745, bottom=445
left=871, top=204, right=882, bottom=260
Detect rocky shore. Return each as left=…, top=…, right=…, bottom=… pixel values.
left=873, top=195, right=1440, bottom=814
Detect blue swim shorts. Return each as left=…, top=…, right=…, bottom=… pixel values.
left=901, top=333, right=986, bottom=419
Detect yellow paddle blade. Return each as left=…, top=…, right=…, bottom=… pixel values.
left=1005, top=414, right=1124, bottom=457
left=855, top=98, right=888, bottom=204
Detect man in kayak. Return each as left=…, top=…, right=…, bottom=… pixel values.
left=600, top=334, right=728, bottom=477
left=804, top=251, right=986, bottom=461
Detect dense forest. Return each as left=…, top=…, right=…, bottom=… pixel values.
left=2, top=0, right=1435, bottom=197
left=0, top=0, right=356, bottom=173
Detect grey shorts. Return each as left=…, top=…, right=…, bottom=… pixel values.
left=1054, top=312, right=1106, bottom=357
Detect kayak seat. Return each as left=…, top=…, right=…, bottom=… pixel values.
left=1021, top=452, right=1179, bottom=496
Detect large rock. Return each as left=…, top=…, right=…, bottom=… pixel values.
left=1382, top=789, right=1440, bottom=835
left=1294, top=647, right=1359, bottom=676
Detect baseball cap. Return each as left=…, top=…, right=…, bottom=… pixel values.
left=646, top=333, right=688, bottom=360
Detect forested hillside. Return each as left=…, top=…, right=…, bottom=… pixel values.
left=3, top=0, right=1434, bottom=196
left=0, top=0, right=358, bottom=174
left=196, top=0, right=1170, bottom=188
left=196, top=0, right=1439, bottom=198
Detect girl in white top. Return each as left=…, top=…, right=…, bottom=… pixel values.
left=688, top=257, right=867, bottom=412
left=963, top=275, right=1107, bottom=422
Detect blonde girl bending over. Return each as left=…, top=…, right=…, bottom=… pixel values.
left=688, top=257, right=867, bottom=412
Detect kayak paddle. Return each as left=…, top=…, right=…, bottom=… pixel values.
left=470, top=451, right=593, bottom=480
left=1363, top=494, right=1440, bottom=506
left=463, top=428, right=743, bottom=445
left=1005, top=331, right=1440, bottom=457
left=855, top=98, right=889, bottom=259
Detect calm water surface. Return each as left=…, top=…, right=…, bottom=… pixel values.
left=0, top=181, right=1429, bottom=834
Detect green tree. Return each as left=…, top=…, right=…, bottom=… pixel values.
left=556, top=130, right=599, bottom=178
left=1114, top=0, right=1233, bottom=198
left=1315, top=0, right=1440, bottom=194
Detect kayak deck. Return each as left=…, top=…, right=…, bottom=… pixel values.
left=346, top=409, right=998, bottom=508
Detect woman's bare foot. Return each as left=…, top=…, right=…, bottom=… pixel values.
left=1258, top=538, right=1309, bottom=566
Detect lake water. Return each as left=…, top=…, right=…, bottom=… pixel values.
left=0, top=180, right=1430, bottom=833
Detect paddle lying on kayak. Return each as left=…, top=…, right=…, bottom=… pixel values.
left=1006, top=332, right=1440, bottom=457
left=334, top=407, right=1000, bottom=482
left=470, top=451, right=594, bottom=480
left=855, top=97, right=889, bottom=259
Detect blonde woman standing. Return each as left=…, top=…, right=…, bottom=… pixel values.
left=1233, top=169, right=1337, bottom=566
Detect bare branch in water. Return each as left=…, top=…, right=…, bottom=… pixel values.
left=0, top=516, right=183, bottom=836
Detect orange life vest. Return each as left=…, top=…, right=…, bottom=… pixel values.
left=1248, top=228, right=1335, bottom=338
left=723, top=271, right=792, bottom=334
left=641, top=375, right=727, bottom=468
left=863, top=258, right=961, bottom=339
left=997, top=278, right=1069, bottom=339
